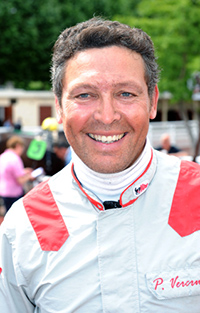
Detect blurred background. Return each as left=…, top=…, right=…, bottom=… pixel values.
left=0, top=0, right=200, bottom=219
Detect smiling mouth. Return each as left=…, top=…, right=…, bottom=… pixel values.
left=88, top=133, right=125, bottom=144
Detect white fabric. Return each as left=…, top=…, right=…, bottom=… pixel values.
left=1, top=150, right=200, bottom=312
left=73, top=139, right=151, bottom=202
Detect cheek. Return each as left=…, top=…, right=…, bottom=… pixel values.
left=126, top=108, right=149, bottom=128
left=62, top=109, right=85, bottom=140
left=65, top=103, right=92, bottom=128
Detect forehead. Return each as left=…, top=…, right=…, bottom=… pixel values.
left=63, top=46, right=146, bottom=87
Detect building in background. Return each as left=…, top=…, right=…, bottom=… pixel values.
left=0, top=87, right=55, bottom=127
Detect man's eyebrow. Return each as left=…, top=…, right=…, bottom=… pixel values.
left=113, top=82, right=143, bottom=93
left=66, top=81, right=143, bottom=93
left=66, top=83, right=98, bottom=93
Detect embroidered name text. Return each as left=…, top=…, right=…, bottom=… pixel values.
left=153, top=276, right=200, bottom=291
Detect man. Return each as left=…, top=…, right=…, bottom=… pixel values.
left=0, top=17, right=200, bottom=312
left=156, top=133, right=188, bottom=157
left=53, top=140, right=72, bottom=166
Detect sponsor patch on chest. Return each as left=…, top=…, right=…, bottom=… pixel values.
left=134, top=180, right=149, bottom=196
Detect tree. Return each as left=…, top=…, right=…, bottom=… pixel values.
left=0, top=0, right=140, bottom=90
left=0, top=0, right=62, bottom=89
left=115, top=0, right=200, bottom=156
left=116, top=0, right=200, bottom=100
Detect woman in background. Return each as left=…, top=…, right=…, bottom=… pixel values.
left=0, top=135, right=33, bottom=212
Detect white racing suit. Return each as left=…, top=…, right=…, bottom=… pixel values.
left=0, top=149, right=200, bottom=312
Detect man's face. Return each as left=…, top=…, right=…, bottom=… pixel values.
left=56, top=46, right=158, bottom=173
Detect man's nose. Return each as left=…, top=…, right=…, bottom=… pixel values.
left=93, top=95, right=121, bottom=124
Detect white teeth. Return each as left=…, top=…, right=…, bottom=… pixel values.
left=102, top=136, right=107, bottom=143
left=89, top=133, right=124, bottom=143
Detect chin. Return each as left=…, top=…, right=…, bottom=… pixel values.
left=89, top=163, right=124, bottom=174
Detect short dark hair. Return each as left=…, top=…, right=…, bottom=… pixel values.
left=51, top=17, right=159, bottom=105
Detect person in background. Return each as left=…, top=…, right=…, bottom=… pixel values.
left=3, top=118, right=12, bottom=127
left=14, top=118, right=22, bottom=132
left=0, top=135, right=34, bottom=212
left=156, top=133, right=188, bottom=156
left=53, top=140, right=72, bottom=166
left=0, top=17, right=200, bottom=312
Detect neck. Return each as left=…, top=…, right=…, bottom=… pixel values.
left=72, top=139, right=151, bottom=202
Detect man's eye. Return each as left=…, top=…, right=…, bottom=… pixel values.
left=121, top=92, right=132, bottom=97
left=77, top=93, right=90, bottom=99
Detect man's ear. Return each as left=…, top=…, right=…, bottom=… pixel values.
left=149, top=85, right=159, bottom=120
left=55, top=96, right=63, bottom=124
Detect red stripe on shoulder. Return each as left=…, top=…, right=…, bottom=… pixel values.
left=23, top=180, right=69, bottom=251
left=168, top=160, right=200, bottom=237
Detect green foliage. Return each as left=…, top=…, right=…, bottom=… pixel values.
left=1, top=0, right=199, bottom=103
left=0, top=0, right=61, bottom=89
left=115, top=0, right=200, bottom=102
left=0, top=0, right=139, bottom=89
